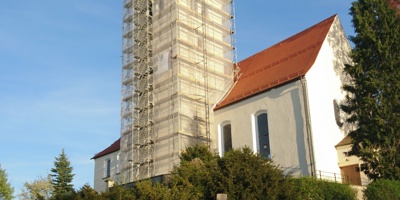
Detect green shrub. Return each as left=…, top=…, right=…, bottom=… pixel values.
left=322, top=180, right=357, bottom=200
left=287, top=177, right=356, bottom=200
left=97, top=145, right=359, bottom=200
left=364, top=179, right=400, bottom=200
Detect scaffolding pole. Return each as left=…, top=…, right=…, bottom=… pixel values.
left=120, top=0, right=236, bottom=183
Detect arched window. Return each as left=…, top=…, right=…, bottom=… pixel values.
left=219, top=122, right=232, bottom=156
left=103, top=159, right=111, bottom=178
left=116, top=153, right=121, bottom=174
left=256, top=113, right=270, bottom=159
left=223, top=124, right=232, bottom=153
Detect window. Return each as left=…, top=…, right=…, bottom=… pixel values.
left=106, top=159, right=111, bottom=177
left=256, top=113, right=271, bottom=159
left=223, top=124, right=232, bottom=153
left=116, top=153, right=120, bottom=174
left=103, top=159, right=111, bottom=178
left=219, top=122, right=232, bottom=156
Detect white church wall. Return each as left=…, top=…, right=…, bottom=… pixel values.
left=93, top=151, right=120, bottom=192
left=304, top=16, right=352, bottom=180
left=214, top=81, right=313, bottom=176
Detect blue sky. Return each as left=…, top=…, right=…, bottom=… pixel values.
left=0, top=0, right=353, bottom=195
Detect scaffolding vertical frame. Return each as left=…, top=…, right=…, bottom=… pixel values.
left=120, top=0, right=236, bottom=183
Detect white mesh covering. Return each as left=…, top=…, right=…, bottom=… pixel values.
left=120, top=0, right=235, bottom=183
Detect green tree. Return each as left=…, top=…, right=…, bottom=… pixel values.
left=289, top=177, right=356, bottom=200
left=100, top=182, right=134, bottom=200
left=218, top=147, right=290, bottom=199
left=19, top=175, right=54, bottom=200
left=166, top=145, right=290, bottom=199
left=50, top=149, right=75, bottom=198
left=0, top=165, right=14, bottom=200
left=342, top=0, right=400, bottom=180
left=165, top=145, right=220, bottom=199
left=75, top=184, right=100, bottom=200
left=180, top=143, right=218, bottom=163
left=98, top=145, right=356, bottom=199
left=133, top=180, right=172, bottom=200
left=363, top=179, right=400, bottom=200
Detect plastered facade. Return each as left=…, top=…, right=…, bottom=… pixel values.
left=93, top=151, right=120, bottom=192
left=214, top=16, right=353, bottom=179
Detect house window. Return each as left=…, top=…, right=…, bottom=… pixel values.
left=106, top=159, right=111, bottom=177
left=256, top=113, right=271, bottom=159
left=223, top=124, right=232, bottom=154
left=219, top=122, right=232, bottom=156
left=103, top=159, right=111, bottom=178
left=116, top=153, right=120, bottom=174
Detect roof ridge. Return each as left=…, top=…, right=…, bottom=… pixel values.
left=91, top=138, right=120, bottom=159
left=237, top=15, right=337, bottom=81
left=239, top=41, right=322, bottom=81
left=214, top=15, right=338, bottom=110
left=238, top=15, right=337, bottom=65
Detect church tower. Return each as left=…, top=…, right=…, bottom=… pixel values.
left=120, top=0, right=236, bottom=183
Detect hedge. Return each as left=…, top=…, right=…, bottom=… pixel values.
left=363, top=179, right=400, bottom=200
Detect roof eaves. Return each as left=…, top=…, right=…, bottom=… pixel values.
left=214, top=15, right=337, bottom=110
left=214, top=77, right=302, bottom=110
left=91, top=138, right=121, bottom=159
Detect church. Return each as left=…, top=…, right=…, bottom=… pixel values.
left=91, top=2, right=360, bottom=192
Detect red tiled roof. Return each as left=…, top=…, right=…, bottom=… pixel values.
left=92, top=138, right=120, bottom=159
left=214, top=15, right=337, bottom=110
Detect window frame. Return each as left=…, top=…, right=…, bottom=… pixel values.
left=252, top=110, right=271, bottom=159
left=116, top=153, right=121, bottom=174
left=103, top=159, right=111, bottom=178
left=218, top=121, right=232, bottom=156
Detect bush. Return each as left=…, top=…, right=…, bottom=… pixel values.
left=363, top=179, right=400, bottom=200
left=96, top=145, right=358, bottom=200
left=218, top=148, right=290, bottom=200
left=166, top=146, right=291, bottom=199
left=287, top=177, right=357, bottom=200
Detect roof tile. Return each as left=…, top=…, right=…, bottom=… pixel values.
left=214, top=15, right=337, bottom=110
left=92, top=138, right=120, bottom=159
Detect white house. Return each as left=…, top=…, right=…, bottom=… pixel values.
left=213, top=15, right=352, bottom=180
left=92, top=139, right=121, bottom=192
left=335, top=136, right=370, bottom=186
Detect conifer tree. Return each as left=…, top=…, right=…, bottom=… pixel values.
left=50, top=149, right=75, bottom=198
left=342, top=0, right=400, bottom=180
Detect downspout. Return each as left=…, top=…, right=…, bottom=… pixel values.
left=300, top=76, right=316, bottom=177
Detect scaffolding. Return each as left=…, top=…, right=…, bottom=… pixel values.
left=120, top=0, right=235, bottom=183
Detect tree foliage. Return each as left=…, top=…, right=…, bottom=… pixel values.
left=93, top=145, right=357, bottom=199
left=100, top=182, right=134, bottom=200
left=342, top=0, right=400, bottom=180
left=50, top=149, right=75, bottom=198
left=75, top=183, right=101, bottom=200
left=165, top=144, right=221, bottom=199
left=160, top=145, right=290, bottom=199
left=289, top=177, right=356, bottom=200
left=363, top=179, right=400, bottom=200
left=217, top=148, right=290, bottom=199
left=0, top=165, right=14, bottom=200
left=19, top=175, right=54, bottom=200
